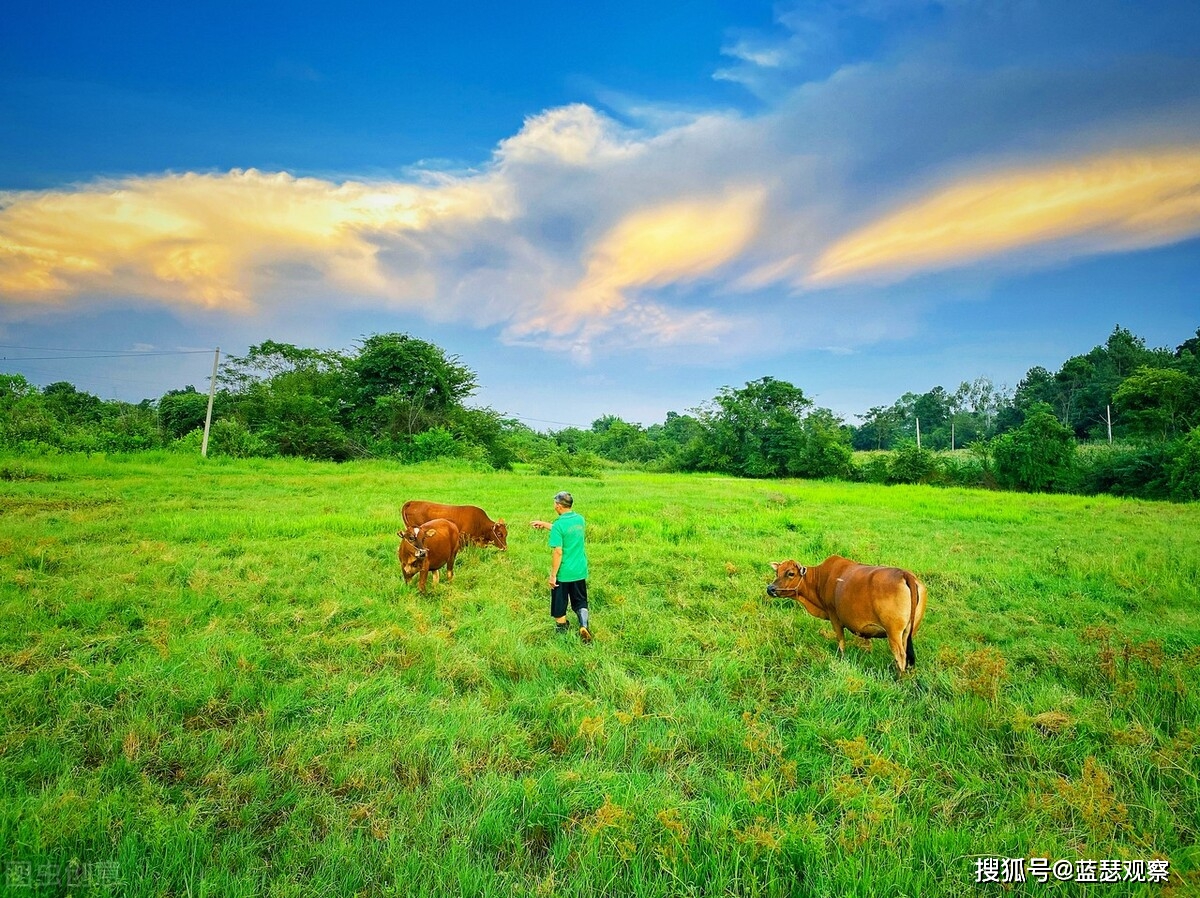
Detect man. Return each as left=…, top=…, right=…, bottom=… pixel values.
left=531, top=490, right=592, bottom=642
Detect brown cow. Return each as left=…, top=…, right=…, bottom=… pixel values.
left=402, top=500, right=507, bottom=550
left=767, top=555, right=927, bottom=674
left=397, top=519, right=461, bottom=593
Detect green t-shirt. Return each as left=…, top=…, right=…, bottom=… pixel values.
left=549, top=511, right=588, bottom=582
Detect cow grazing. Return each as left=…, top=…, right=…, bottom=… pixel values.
left=402, top=500, right=507, bottom=550
left=397, top=519, right=461, bottom=593
left=767, top=555, right=927, bottom=674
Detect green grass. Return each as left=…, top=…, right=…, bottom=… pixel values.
left=1, top=452, right=1198, bottom=897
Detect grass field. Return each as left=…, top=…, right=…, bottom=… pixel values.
left=1, top=452, right=1198, bottom=897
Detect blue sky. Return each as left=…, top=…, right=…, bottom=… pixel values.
left=2, top=0, right=1198, bottom=429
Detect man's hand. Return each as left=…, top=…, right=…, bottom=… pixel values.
left=530, top=520, right=551, bottom=530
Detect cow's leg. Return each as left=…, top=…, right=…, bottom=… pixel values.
left=887, top=627, right=908, bottom=675
left=419, top=565, right=429, bottom=593
left=433, top=570, right=440, bottom=585
left=828, top=615, right=846, bottom=658
left=446, top=554, right=455, bottom=582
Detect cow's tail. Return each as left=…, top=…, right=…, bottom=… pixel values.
left=902, top=572, right=923, bottom=669
left=401, top=501, right=414, bottom=530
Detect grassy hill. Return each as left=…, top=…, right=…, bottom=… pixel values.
left=1, top=453, right=1197, bottom=896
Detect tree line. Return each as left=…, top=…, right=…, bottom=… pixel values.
left=2, top=326, right=1198, bottom=501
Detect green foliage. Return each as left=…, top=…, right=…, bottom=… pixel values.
left=158, top=387, right=210, bottom=439
left=1167, top=426, right=1200, bottom=501
left=207, top=419, right=274, bottom=458
left=349, top=332, right=476, bottom=412
left=1071, top=442, right=1175, bottom=500
left=788, top=408, right=854, bottom=479
left=3, top=325, right=1199, bottom=503
left=1113, top=366, right=1198, bottom=441
left=992, top=402, right=1076, bottom=492
left=887, top=441, right=938, bottom=484
left=533, top=443, right=601, bottom=477
left=409, top=425, right=460, bottom=461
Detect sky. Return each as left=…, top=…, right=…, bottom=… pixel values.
left=2, top=0, right=1199, bottom=430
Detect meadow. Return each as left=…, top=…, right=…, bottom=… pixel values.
left=1, top=452, right=1197, bottom=897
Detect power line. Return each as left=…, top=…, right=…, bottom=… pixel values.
left=1, top=350, right=214, bottom=361
left=510, top=414, right=588, bottom=429
left=0, top=344, right=214, bottom=354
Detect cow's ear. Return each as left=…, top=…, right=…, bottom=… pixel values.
left=798, top=566, right=807, bottom=577
left=426, top=528, right=438, bottom=538
left=770, top=562, right=780, bottom=571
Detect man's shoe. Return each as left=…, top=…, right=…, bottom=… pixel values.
left=579, top=626, right=593, bottom=643
left=555, top=622, right=570, bottom=636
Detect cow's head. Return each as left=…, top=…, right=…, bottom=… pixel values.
left=397, top=529, right=427, bottom=581
left=491, top=521, right=508, bottom=550
left=766, top=560, right=807, bottom=598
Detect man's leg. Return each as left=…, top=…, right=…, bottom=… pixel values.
left=569, top=581, right=591, bottom=642
left=551, top=584, right=570, bottom=634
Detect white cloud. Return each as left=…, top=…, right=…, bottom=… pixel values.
left=4, top=6, right=1200, bottom=364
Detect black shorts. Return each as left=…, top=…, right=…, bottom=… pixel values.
left=550, top=579, right=588, bottom=618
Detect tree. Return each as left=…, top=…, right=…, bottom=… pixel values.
left=220, top=341, right=352, bottom=459
left=646, top=412, right=704, bottom=468
left=1172, top=328, right=1200, bottom=379
left=158, top=386, right=210, bottom=439
left=590, top=416, right=660, bottom=464
left=42, top=382, right=105, bottom=425
left=1114, top=367, right=1199, bottom=441
left=992, top=402, right=1076, bottom=492
left=1167, top=426, right=1200, bottom=501
left=853, top=405, right=904, bottom=450
left=691, top=377, right=812, bottom=477
left=1053, top=356, right=1095, bottom=433
left=791, top=408, right=854, bottom=479
left=348, top=333, right=472, bottom=417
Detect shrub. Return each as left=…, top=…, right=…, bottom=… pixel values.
left=410, top=426, right=459, bottom=462
left=888, top=442, right=938, bottom=484
left=1167, top=426, right=1200, bottom=502
left=937, top=453, right=987, bottom=488
left=1072, top=443, right=1173, bottom=500
left=534, top=444, right=601, bottom=478
left=992, top=403, right=1075, bottom=492
left=207, top=420, right=274, bottom=458
left=855, top=453, right=891, bottom=484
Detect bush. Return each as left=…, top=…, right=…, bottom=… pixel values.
left=1072, top=443, right=1173, bottom=500
left=533, top=445, right=601, bottom=478
left=409, top=426, right=459, bottom=462
left=888, top=442, right=938, bottom=484
left=1167, top=426, right=1200, bottom=502
left=937, top=453, right=987, bottom=488
left=207, top=420, right=274, bottom=458
left=854, top=453, right=891, bottom=484
left=992, top=403, right=1075, bottom=492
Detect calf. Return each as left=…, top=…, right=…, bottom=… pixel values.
left=767, top=555, right=927, bottom=674
left=402, top=500, right=507, bottom=550
left=397, top=518, right=461, bottom=593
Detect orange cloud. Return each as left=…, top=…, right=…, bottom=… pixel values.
left=0, top=168, right=510, bottom=310
left=564, top=189, right=763, bottom=321
left=808, top=147, right=1200, bottom=285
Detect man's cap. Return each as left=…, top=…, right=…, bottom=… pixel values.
left=554, top=491, right=573, bottom=507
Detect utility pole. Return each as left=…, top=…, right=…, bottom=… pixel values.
left=1106, top=405, right=1113, bottom=444
left=201, top=347, right=220, bottom=458
left=916, top=416, right=921, bottom=449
